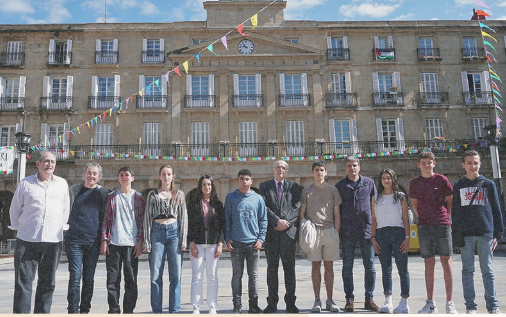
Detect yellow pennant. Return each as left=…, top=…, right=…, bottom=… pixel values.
left=251, top=14, right=258, bottom=29
left=183, top=61, right=189, bottom=73
left=482, top=31, right=497, bottom=42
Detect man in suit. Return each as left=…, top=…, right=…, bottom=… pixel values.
left=259, top=160, right=301, bottom=314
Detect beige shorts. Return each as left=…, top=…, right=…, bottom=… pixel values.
left=306, top=226, right=340, bottom=262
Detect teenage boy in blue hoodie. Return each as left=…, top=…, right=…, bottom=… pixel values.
left=452, top=150, right=503, bottom=314
left=225, top=169, right=267, bottom=314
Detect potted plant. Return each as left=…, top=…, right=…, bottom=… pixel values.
left=389, top=86, right=398, bottom=94
left=435, top=56, right=443, bottom=61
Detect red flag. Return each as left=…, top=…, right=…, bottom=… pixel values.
left=237, top=23, right=248, bottom=36
left=173, top=67, right=183, bottom=78
left=477, top=10, right=491, bottom=17
left=375, top=48, right=381, bottom=57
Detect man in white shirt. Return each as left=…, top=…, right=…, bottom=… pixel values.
left=9, top=151, right=70, bottom=314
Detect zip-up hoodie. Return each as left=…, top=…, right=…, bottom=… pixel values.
left=224, top=189, right=267, bottom=244
left=452, top=175, right=504, bottom=241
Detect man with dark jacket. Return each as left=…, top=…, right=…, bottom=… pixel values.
left=335, top=156, right=378, bottom=312
left=259, top=160, right=301, bottom=314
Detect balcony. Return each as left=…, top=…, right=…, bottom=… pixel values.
left=29, top=139, right=490, bottom=162
left=462, top=92, right=493, bottom=105
left=325, top=93, right=357, bottom=108
left=279, top=94, right=310, bottom=107
left=136, top=95, right=169, bottom=109
left=372, top=92, right=404, bottom=107
left=41, top=97, right=73, bottom=111
left=327, top=48, right=350, bottom=61
left=0, top=52, right=25, bottom=67
left=141, top=50, right=164, bottom=63
left=373, top=48, right=395, bottom=61
left=48, top=52, right=72, bottom=66
left=95, top=51, right=118, bottom=64
left=461, top=48, right=486, bottom=61
left=416, top=92, right=449, bottom=107
left=88, top=96, right=121, bottom=109
left=417, top=48, right=442, bottom=61
left=0, top=97, right=25, bottom=111
left=232, top=95, right=263, bottom=108
left=184, top=95, right=216, bottom=108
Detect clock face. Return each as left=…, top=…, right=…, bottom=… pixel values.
left=238, top=39, right=255, bottom=55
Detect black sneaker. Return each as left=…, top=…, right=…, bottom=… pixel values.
left=248, top=305, right=263, bottom=314
left=233, top=305, right=242, bottom=314
left=286, top=304, right=300, bottom=314
left=263, top=305, right=277, bottom=314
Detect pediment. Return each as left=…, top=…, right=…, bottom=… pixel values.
left=167, top=32, right=322, bottom=58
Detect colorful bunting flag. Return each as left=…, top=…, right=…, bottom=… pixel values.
left=251, top=14, right=258, bottom=29
left=221, top=35, right=228, bottom=50
left=182, top=61, right=189, bottom=73
left=237, top=23, right=248, bottom=36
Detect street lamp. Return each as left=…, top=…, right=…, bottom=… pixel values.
left=15, top=131, right=31, bottom=184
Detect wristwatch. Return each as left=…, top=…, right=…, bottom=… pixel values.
left=405, top=235, right=410, bottom=239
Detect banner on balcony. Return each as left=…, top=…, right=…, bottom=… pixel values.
left=375, top=49, right=394, bottom=60
left=0, top=147, right=15, bottom=174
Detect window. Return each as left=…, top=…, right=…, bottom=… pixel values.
left=48, top=39, right=72, bottom=65
left=285, top=39, right=299, bottom=44
left=425, top=119, right=444, bottom=140
left=42, top=76, right=73, bottom=110
left=286, top=121, right=304, bottom=156
left=185, top=75, right=215, bottom=108
left=279, top=73, right=309, bottom=107
left=461, top=71, right=492, bottom=104
left=328, top=73, right=352, bottom=106
left=327, top=36, right=349, bottom=61
left=372, top=72, right=402, bottom=105
left=374, top=36, right=394, bottom=61
left=233, top=74, right=262, bottom=107
left=0, top=76, right=26, bottom=110
left=192, top=39, right=206, bottom=45
left=40, top=122, right=70, bottom=158
left=5, top=41, right=23, bottom=66
left=95, top=39, right=118, bottom=63
left=191, top=122, right=209, bottom=156
left=421, top=73, right=441, bottom=103
left=0, top=125, right=19, bottom=146
left=239, top=122, right=257, bottom=156
left=143, top=122, right=162, bottom=156
left=376, top=118, right=405, bottom=151
left=95, top=123, right=113, bottom=153
left=142, top=39, right=164, bottom=63
left=329, top=119, right=358, bottom=154
left=463, top=37, right=477, bottom=56
left=419, top=38, right=433, bottom=50
left=90, top=75, right=120, bottom=109
left=138, top=75, right=168, bottom=108
left=471, top=118, right=487, bottom=139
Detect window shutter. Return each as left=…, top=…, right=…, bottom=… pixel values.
left=387, top=36, right=394, bottom=48
left=301, top=73, right=308, bottom=106
left=327, top=36, right=332, bottom=49
left=208, top=74, right=215, bottom=107
left=350, top=119, right=358, bottom=153
left=114, top=75, right=120, bottom=107
left=279, top=73, right=285, bottom=95
left=65, top=39, right=72, bottom=64
left=95, top=39, right=101, bottom=63
left=233, top=74, right=239, bottom=95
left=372, top=72, right=380, bottom=104
left=18, top=76, right=26, bottom=108
left=161, top=75, right=168, bottom=108
left=482, top=71, right=491, bottom=92
left=66, top=76, right=73, bottom=109
left=255, top=74, right=262, bottom=107
left=138, top=75, right=145, bottom=92
left=40, top=123, right=49, bottom=144
left=343, top=36, right=349, bottom=49
left=393, top=72, right=402, bottom=103
left=376, top=118, right=385, bottom=152
left=373, top=36, right=379, bottom=49
left=142, top=39, right=147, bottom=51
left=329, top=119, right=336, bottom=143
left=160, top=39, right=164, bottom=51
left=461, top=71, right=469, bottom=92
left=63, top=123, right=70, bottom=146
left=48, top=39, right=55, bottom=64
left=113, top=39, right=118, bottom=51
left=42, top=75, right=52, bottom=104
left=91, top=76, right=98, bottom=108
left=345, top=72, right=352, bottom=93
left=0, top=77, right=4, bottom=99
left=186, top=74, right=192, bottom=95
left=396, top=118, right=405, bottom=152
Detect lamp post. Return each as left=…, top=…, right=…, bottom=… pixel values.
left=15, top=131, right=31, bottom=184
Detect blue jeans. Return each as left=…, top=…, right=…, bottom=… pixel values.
left=230, top=241, right=260, bottom=306
left=65, top=239, right=101, bottom=313
left=341, top=237, right=376, bottom=300
left=149, top=221, right=182, bottom=313
left=460, top=236, right=498, bottom=311
left=376, top=227, right=410, bottom=298
left=13, top=238, right=62, bottom=314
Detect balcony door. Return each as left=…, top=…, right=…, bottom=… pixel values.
left=239, top=122, right=257, bottom=156
left=143, top=122, right=161, bottom=156
left=191, top=122, right=209, bottom=156
left=286, top=121, right=304, bottom=156
left=421, top=73, right=440, bottom=103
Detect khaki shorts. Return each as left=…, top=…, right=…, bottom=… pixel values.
left=306, top=226, right=340, bottom=262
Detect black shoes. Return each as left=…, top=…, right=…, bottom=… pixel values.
left=233, top=305, right=242, bottom=314
left=263, top=305, right=277, bottom=314
left=248, top=305, right=263, bottom=314
left=286, top=305, right=300, bottom=314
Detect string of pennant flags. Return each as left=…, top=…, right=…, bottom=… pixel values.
left=31, top=0, right=278, bottom=152
left=473, top=0, right=502, bottom=142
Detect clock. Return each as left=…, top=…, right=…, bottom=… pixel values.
left=238, top=39, right=255, bottom=55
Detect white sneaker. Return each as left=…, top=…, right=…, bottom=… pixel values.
left=418, top=300, right=438, bottom=314
left=466, top=310, right=477, bottom=314
left=489, top=309, right=501, bottom=314
left=380, top=298, right=393, bottom=314
left=312, top=300, right=322, bottom=313
left=208, top=307, right=217, bottom=314
left=192, top=305, right=200, bottom=314
left=446, top=301, right=458, bottom=314
left=393, top=298, right=410, bottom=314
left=325, top=299, right=341, bottom=312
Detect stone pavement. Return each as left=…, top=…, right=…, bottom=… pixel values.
left=1, top=252, right=506, bottom=314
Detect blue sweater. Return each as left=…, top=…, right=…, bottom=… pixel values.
left=452, top=175, right=504, bottom=241
left=224, top=189, right=267, bottom=244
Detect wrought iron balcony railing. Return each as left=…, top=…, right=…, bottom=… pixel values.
left=28, top=139, right=490, bottom=161
left=184, top=95, right=216, bottom=108
left=327, top=48, right=350, bottom=61
left=417, top=48, right=442, bottom=61
left=325, top=93, right=357, bottom=108
left=461, top=48, right=486, bottom=61
left=279, top=94, right=310, bottom=107
left=462, top=92, right=493, bottom=105
left=41, top=96, right=73, bottom=110
left=141, top=50, right=165, bottom=63
left=136, top=95, right=169, bottom=109
left=48, top=52, right=72, bottom=66
left=95, top=51, right=118, bottom=64
left=0, top=52, right=25, bottom=66
left=232, top=94, right=263, bottom=108
left=373, top=48, right=395, bottom=61
left=88, top=96, right=121, bottom=109
left=372, top=92, right=404, bottom=106
left=0, top=97, right=25, bottom=111
left=416, top=92, right=449, bottom=105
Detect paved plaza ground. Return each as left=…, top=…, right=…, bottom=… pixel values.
left=1, top=252, right=506, bottom=314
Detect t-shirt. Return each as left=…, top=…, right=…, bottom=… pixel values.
left=374, top=193, right=404, bottom=229
left=408, top=173, right=452, bottom=226
left=301, top=183, right=342, bottom=228
left=66, top=186, right=103, bottom=243
left=111, top=190, right=137, bottom=246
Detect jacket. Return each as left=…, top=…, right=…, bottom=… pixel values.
left=187, top=197, right=225, bottom=245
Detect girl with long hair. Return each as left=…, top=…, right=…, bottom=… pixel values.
left=144, top=165, right=188, bottom=313
left=187, top=175, right=225, bottom=314
left=371, top=168, right=411, bottom=314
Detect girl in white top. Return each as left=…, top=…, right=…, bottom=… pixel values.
left=371, top=168, right=411, bottom=314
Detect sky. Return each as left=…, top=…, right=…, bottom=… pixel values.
left=0, top=0, right=505, bottom=25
